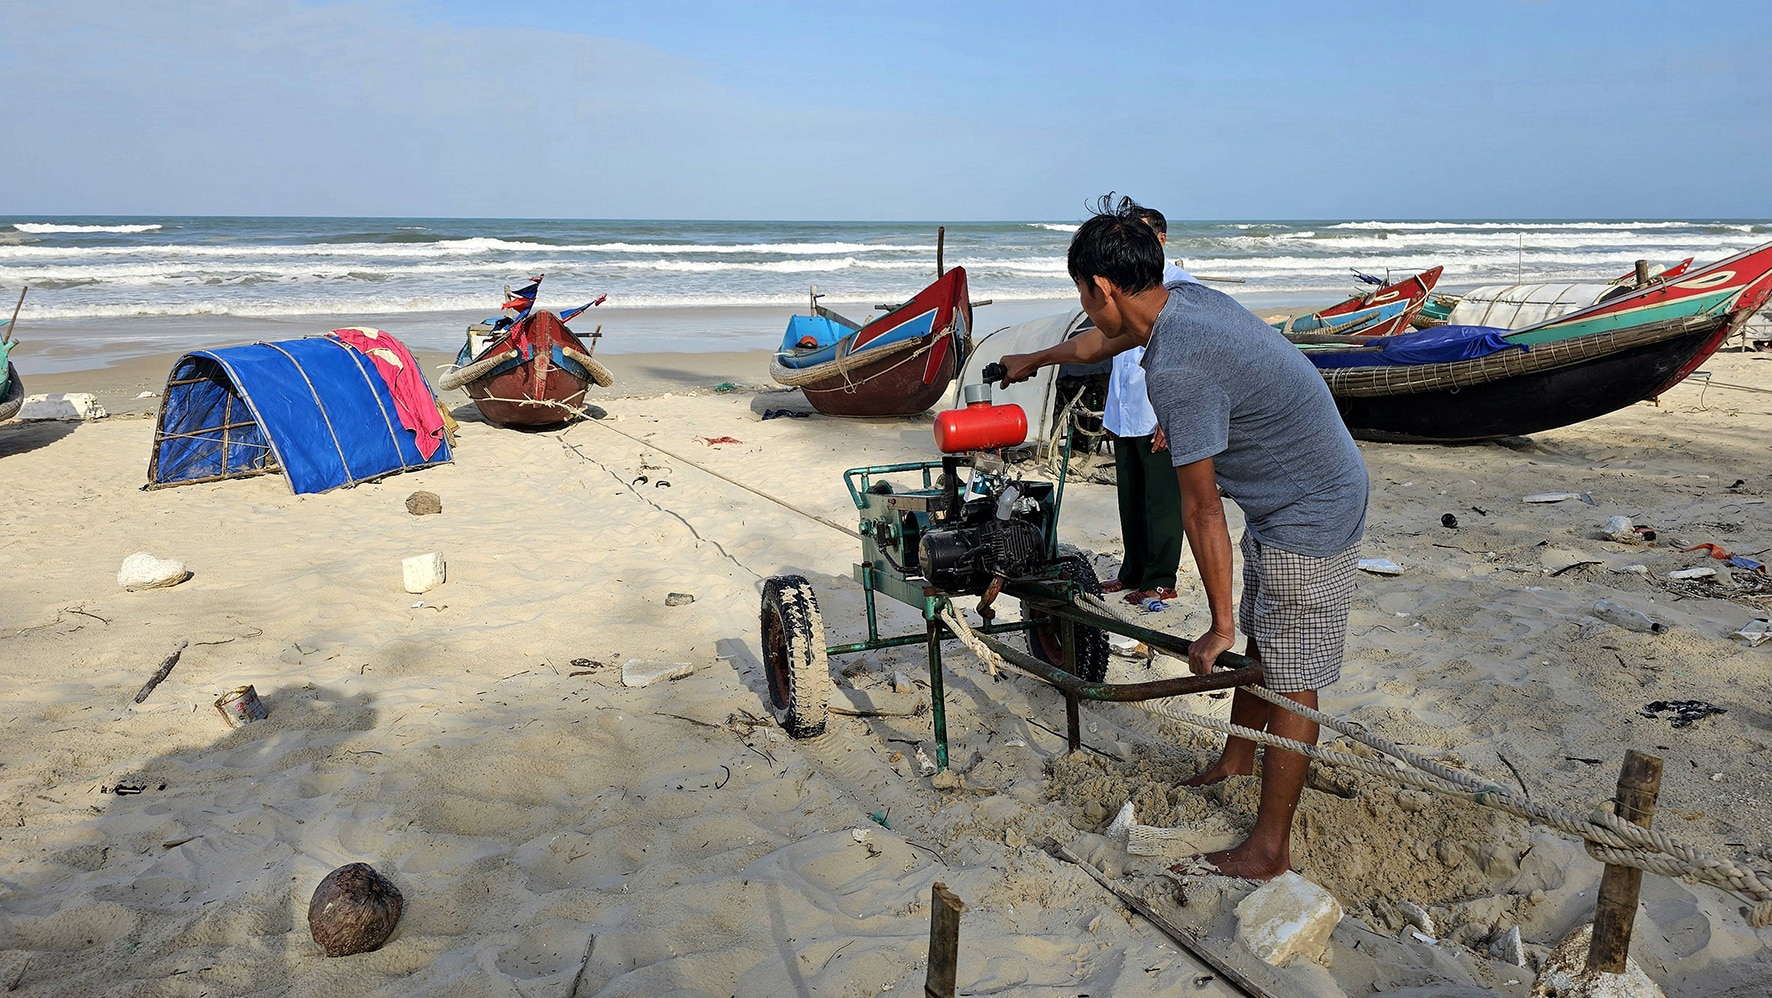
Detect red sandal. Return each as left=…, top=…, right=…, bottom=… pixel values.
left=1124, top=587, right=1178, bottom=604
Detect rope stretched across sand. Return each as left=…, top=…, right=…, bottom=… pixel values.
left=937, top=599, right=1772, bottom=927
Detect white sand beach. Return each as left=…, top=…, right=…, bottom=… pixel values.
left=4, top=344, right=1772, bottom=996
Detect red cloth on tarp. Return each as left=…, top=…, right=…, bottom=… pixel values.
left=328, top=327, right=447, bottom=460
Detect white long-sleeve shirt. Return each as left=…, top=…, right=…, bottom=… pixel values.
left=1103, top=262, right=1196, bottom=437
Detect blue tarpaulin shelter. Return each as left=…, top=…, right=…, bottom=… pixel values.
left=149, top=337, right=451, bottom=494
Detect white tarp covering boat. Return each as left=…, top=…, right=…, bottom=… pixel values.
left=1445, top=283, right=1625, bottom=329
left=948, top=308, right=1094, bottom=445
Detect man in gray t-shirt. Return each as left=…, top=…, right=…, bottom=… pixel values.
left=997, top=195, right=1369, bottom=881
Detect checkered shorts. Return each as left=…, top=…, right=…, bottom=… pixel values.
left=1237, top=532, right=1360, bottom=693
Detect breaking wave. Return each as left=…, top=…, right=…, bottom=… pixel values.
left=14, top=222, right=164, bottom=234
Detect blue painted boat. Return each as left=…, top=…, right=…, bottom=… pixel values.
left=770, top=268, right=971, bottom=416
left=1274, top=267, right=1443, bottom=337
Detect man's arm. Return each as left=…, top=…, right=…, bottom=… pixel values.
left=996, top=328, right=1138, bottom=386
left=1176, top=456, right=1236, bottom=674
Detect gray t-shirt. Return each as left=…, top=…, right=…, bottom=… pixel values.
left=1142, top=282, right=1368, bottom=557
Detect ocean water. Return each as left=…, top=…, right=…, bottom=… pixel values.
left=4, top=216, right=1769, bottom=367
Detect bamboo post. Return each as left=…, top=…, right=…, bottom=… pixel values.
left=924, top=881, right=963, bottom=998
left=3, top=286, right=23, bottom=345
left=1634, top=260, right=1651, bottom=288
left=1586, top=750, right=1663, bottom=974
left=936, top=227, right=946, bottom=278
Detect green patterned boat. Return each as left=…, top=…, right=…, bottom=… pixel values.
left=1302, top=241, right=1772, bottom=442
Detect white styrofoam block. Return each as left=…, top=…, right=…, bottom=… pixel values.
left=402, top=552, right=445, bottom=594
left=118, top=552, right=191, bottom=590
left=1234, top=870, right=1343, bottom=966
left=20, top=393, right=109, bottom=421
left=620, top=659, right=695, bottom=688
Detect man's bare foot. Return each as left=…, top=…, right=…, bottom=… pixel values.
left=1181, top=763, right=1253, bottom=788
left=1201, top=842, right=1291, bottom=880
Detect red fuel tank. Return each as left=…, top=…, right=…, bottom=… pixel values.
left=934, top=400, right=1028, bottom=453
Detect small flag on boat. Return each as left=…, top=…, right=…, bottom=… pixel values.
left=503, top=274, right=544, bottom=315
left=560, top=295, right=607, bottom=322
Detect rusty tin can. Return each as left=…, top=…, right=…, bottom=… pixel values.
left=214, top=685, right=269, bottom=728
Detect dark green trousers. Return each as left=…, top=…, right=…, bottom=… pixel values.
left=1112, top=433, right=1184, bottom=590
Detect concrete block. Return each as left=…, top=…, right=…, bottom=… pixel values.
left=402, top=552, right=445, bottom=594
left=620, top=659, right=695, bottom=688
left=1234, top=870, right=1343, bottom=966
left=118, top=552, right=191, bottom=590
left=20, top=392, right=108, bottom=421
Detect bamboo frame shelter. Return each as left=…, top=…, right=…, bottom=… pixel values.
left=148, top=336, right=451, bottom=494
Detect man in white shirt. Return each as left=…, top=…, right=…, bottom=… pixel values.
left=1100, top=206, right=1195, bottom=604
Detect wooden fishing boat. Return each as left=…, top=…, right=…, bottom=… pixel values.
left=0, top=289, right=24, bottom=421
left=1409, top=294, right=1458, bottom=329
left=1273, top=267, right=1442, bottom=338
left=438, top=281, right=613, bottom=428
left=1302, top=242, right=1772, bottom=442
left=770, top=267, right=971, bottom=417
left=0, top=362, right=22, bottom=422
left=1410, top=258, right=1697, bottom=330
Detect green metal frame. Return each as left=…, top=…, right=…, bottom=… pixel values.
left=826, top=446, right=1261, bottom=772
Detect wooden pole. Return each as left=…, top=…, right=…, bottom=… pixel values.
left=924, top=881, right=963, bottom=998
left=1586, top=749, right=1663, bottom=975
left=1053, top=841, right=1277, bottom=997
left=1634, top=259, right=1651, bottom=288
left=936, top=226, right=946, bottom=278
left=3, top=286, right=24, bottom=345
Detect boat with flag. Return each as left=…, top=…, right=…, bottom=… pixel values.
left=1298, top=243, right=1772, bottom=442
left=437, top=276, right=614, bottom=428
left=769, top=267, right=972, bottom=417
left=1272, top=267, right=1443, bottom=338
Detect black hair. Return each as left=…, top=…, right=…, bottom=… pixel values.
left=1066, top=193, right=1164, bottom=295
left=1131, top=205, right=1167, bottom=236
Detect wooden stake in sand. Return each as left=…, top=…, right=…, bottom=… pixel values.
left=1586, top=749, right=1663, bottom=974
left=133, top=640, right=189, bottom=704
left=923, top=881, right=963, bottom=998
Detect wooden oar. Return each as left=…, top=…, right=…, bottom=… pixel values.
left=2, top=286, right=23, bottom=345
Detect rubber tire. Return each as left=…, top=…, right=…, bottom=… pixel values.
left=760, top=575, right=832, bottom=738
left=1025, top=554, right=1110, bottom=683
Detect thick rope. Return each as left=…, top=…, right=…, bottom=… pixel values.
left=937, top=599, right=1772, bottom=926
left=577, top=418, right=861, bottom=540
left=938, top=607, right=999, bottom=677
left=768, top=336, right=925, bottom=388
left=436, top=349, right=518, bottom=391
left=560, top=347, right=616, bottom=388
left=1231, top=683, right=1772, bottom=925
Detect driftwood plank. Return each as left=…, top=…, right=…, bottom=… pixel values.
left=133, top=641, right=190, bottom=704
left=923, top=881, right=963, bottom=998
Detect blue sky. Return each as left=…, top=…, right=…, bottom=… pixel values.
left=0, top=0, right=1767, bottom=219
